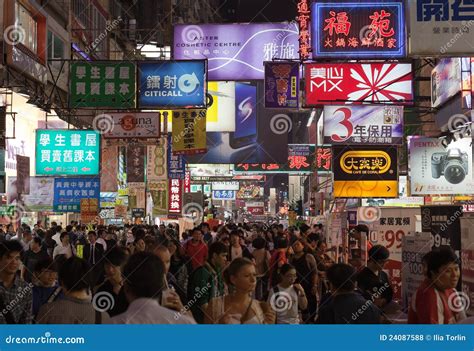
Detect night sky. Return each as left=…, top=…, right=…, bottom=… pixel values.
left=220, top=0, right=299, bottom=22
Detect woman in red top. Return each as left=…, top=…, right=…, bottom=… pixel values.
left=268, top=236, right=290, bottom=288
left=408, top=248, right=465, bottom=324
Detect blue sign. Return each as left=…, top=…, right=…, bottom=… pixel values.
left=167, top=135, right=186, bottom=179
left=53, top=178, right=100, bottom=212
left=138, top=60, right=207, bottom=108
left=212, top=190, right=236, bottom=200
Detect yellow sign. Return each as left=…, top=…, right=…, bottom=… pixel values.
left=172, top=109, right=207, bottom=155
left=340, top=151, right=392, bottom=174
left=80, top=198, right=99, bottom=224
left=334, top=180, right=398, bottom=198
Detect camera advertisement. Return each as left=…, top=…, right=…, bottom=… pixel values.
left=409, top=136, right=474, bottom=195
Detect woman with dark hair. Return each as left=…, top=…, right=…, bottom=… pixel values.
left=408, top=248, right=466, bottom=324
left=252, top=237, right=271, bottom=301
left=167, top=239, right=189, bottom=302
left=205, top=258, right=275, bottom=324
left=52, top=232, right=76, bottom=259
left=36, top=257, right=111, bottom=324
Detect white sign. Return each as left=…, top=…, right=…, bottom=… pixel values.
left=7, top=176, right=54, bottom=211
left=410, top=0, right=474, bottom=55
left=409, top=137, right=474, bottom=195
left=100, top=113, right=160, bottom=139
left=211, top=181, right=240, bottom=191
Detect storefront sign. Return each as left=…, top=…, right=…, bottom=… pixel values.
left=149, top=181, right=168, bottom=216
left=312, top=1, right=406, bottom=58
left=138, top=61, right=207, bottom=108
left=126, top=145, right=145, bottom=183
left=167, top=135, right=186, bottom=179
left=324, top=106, right=404, bottom=145
left=16, top=155, right=30, bottom=195
left=100, top=113, right=160, bottom=139
left=7, top=176, right=54, bottom=211
left=248, top=206, right=265, bottom=215
left=168, top=178, right=183, bottom=215
left=147, top=138, right=167, bottom=181
left=128, top=182, right=146, bottom=209
left=332, top=146, right=398, bottom=198
left=297, top=0, right=311, bottom=60
left=70, top=62, right=135, bottom=108
left=212, top=190, right=236, bottom=200
left=264, top=62, right=299, bottom=108
left=421, top=205, right=463, bottom=251
left=36, top=130, right=100, bottom=175
left=172, top=109, right=207, bottom=155
left=211, top=182, right=240, bottom=191
left=431, top=58, right=462, bottom=108
left=361, top=176, right=424, bottom=208
left=80, top=198, right=99, bottom=224
left=237, top=183, right=262, bottom=199
left=131, top=208, right=145, bottom=218
left=316, top=145, right=332, bottom=172
left=304, top=63, right=413, bottom=106
left=410, top=0, right=474, bottom=55
left=184, top=171, right=191, bottom=193
left=173, top=23, right=299, bottom=80
left=53, top=178, right=100, bottom=212
left=409, top=137, right=474, bottom=195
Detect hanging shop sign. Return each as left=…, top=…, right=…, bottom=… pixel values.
left=147, top=138, right=167, bottom=181
left=173, top=23, right=299, bottom=80
left=16, top=155, right=30, bottom=195
left=297, top=0, right=311, bottom=60
left=361, top=176, right=424, bottom=208
left=168, top=178, right=183, bottom=215
left=323, top=106, right=404, bottom=145
left=126, top=144, right=146, bottom=183
left=167, top=135, right=186, bottom=179
left=138, top=60, right=207, bottom=108
left=212, top=190, right=236, bottom=200
left=431, top=58, right=462, bottom=108
left=211, top=182, right=240, bottom=191
left=100, top=145, right=118, bottom=192
left=36, top=130, right=100, bottom=176
left=80, top=198, right=99, bottom=224
left=304, top=63, right=413, bottom=106
left=312, top=1, right=406, bottom=59
left=409, top=137, right=474, bottom=195
left=316, top=145, right=332, bottom=172
left=7, top=176, right=54, bottom=211
left=172, top=109, right=207, bottom=155
left=264, top=62, right=299, bottom=108
left=53, top=178, right=100, bottom=212
left=69, top=62, right=135, bottom=108
left=128, top=182, right=146, bottom=209
left=410, top=0, right=474, bottom=55
left=149, top=181, right=168, bottom=216
left=421, top=205, right=463, bottom=251
left=332, top=146, right=398, bottom=198
left=99, top=112, right=160, bottom=139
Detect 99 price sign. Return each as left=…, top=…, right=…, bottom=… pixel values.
left=371, top=230, right=405, bottom=249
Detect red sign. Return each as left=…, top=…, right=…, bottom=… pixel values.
left=248, top=206, right=264, bottom=215
left=304, top=63, right=413, bottom=106
left=316, top=146, right=332, bottom=172
left=184, top=171, right=191, bottom=193
left=297, top=0, right=311, bottom=60
left=168, top=178, right=182, bottom=215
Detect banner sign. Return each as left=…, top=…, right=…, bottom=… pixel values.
left=410, top=0, right=474, bottom=55
left=7, top=177, right=54, bottom=211
left=460, top=217, right=474, bottom=316
left=172, top=109, right=207, bottom=155
left=149, top=181, right=168, bottom=216
left=36, top=130, right=100, bottom=176
left=173, top=23, right=299, bottom=80
left=237, top=183, right=262, bottom=199
left=80, top=198, right=99, bottom=224
left=53, top=178, right=100, bottom=212
left=184, top=171, right=191, bottom=193
left=362, top=176, right=424, bottom=208
left=138, top=60, right=207, bottom=108
left=248, top=206, right=265, bottom=215
left=367, top=208, right=419, bottom=300
left=304, top=63, right=413, bottom=106
left=324, top=106, right=404, bottom=145
left=128, top=182, right=146, bottom=210
left=211, top=182, right=240, bottom=191
left=100, top=113, right=160, bottom=139
left=167, top=135, right=186, bottom=179
left=147, top=138, right=167, bottom=181
left=316, top=145, right=332, bottom=172
left=421, top=205, right=463, bottom=251
left=70, top=62, right=135, bottom=108
left=264, top=62, right=299, bottom=108
left=409, top=137, right=474, bottom=195
left=312, top=1, right=406, bottom=59
left=100, top=145, right=118, bottom=192
left=16, top=155, right=30, bottom=195
left=126, top=144, right=145, bottom=183
left=332, top=146, right=398, bottom=198
left=431, top=58, right=462, bottom=108
left=168, top=178, right=183, bottom=215
left=212, top=190, right=236, bottom=200
left=297, top=0, right=311, bottom=60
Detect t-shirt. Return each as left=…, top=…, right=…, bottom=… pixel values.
left=185, top=241, right=208, bottom=270
left=268, top=285, right=300, bottom=324
left=230, top=245, right=243, bottom=261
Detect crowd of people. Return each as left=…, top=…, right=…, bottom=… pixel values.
left=0, top=220, right=469, bottom=324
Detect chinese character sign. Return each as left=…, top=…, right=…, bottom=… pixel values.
left=212, top=190, right=236, bottom=200
left=168, top=178, right=183, bottom=215
left=411, top=0, right=474, bottom=55
left=313, top=1, right=406, bottom=58
left=173, top=23, right=299, bottom=80
left=101, top=112, right=160, bottom=139
left=167, top=135, right=186, bottom=179
left=421, top=206, right=463, bottom=251
left=53, top=178, right=100, bottom=212
left=172, top=109, right=207, bottom=155
left=126, top=145, right=145, bottom=183
left=297, top=0, right=311, bottom=60
left=316, top=146, right=332, bottom=172
left=147, top=137, right=167, bottom=181
left=149, top=181, right=168, bottom=216
left=70, top=62, right=135, bottom=108
left=36, top=130, right=100, bottom=175
left=264, top=62, right=299, bottom=108
left=138, top=61, right=207, bottom=108
left=80, top=198, right=99, bottom=224
left=101, top=145, right=118, bottom=192
left=323, top=106, right=404, bottom=145
left=304, top=63, right=413, bottom=106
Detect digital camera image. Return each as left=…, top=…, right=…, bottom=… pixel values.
left=431, top=148, right=469, bottom=184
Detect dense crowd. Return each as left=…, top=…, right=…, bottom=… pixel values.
left=0, top=221, right=469, bottom=324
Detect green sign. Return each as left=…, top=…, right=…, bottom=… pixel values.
left=0, top=206, right=14, bottom=216
left=36, top=130, right=100, bottom=175
left=70, top=62, right=135, bottom=108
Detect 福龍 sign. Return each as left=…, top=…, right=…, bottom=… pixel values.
left=332, top=145, right=398, bottom=198
left=138, top=60, right=207, bottom=108
left=172, top=109, right=207, bottom=155
left=410, top=0, right=474, bottom=55
left=323, top=106, right=404, bottom=145
left=53, top=178, right=100, bottom=212
left=264, top=62, right=299, bottom=108
left=173, top=23, right=299, bottom=80
left=304, top=63, right=413, bottom=106
left=312, top=1, right=406, bottom=58
left=409, top=136, right=474, bottom=195
left=100, top=113, right=160, bottom=139
left=70, top=62, right=135, bottom=108
left=36, top=130, right=100, bottom=176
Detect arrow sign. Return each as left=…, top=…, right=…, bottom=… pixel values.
left=82, top=167, right=91, bottom=172
left=387, top=186, right=391, bottom=192
left=44, top=167, right=53, bottom=172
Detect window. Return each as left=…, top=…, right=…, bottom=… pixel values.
left=72, top=0, right=89, bottom=28
left=15, top=2, right=38, bottom=53
left=47, top=30, right=65, bottom=67
left=91, top=4, right=107, bottom=57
